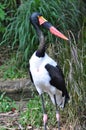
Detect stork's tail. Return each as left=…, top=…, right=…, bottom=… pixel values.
left=56, top=95, right=69, bottom=108
left=49, top=91, right=69, bottom=109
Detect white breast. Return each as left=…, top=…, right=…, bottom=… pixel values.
left=29, top=52, right=57, bottom=94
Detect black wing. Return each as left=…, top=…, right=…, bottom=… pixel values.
left=45, top=63, right=69, bottom=99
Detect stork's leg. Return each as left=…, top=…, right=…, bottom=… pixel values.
left=54, top=95, right=60, bottom=130
left=40, top=94, right=47, bottom=130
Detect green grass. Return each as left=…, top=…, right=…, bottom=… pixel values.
left=0, top=92, right=17, bottom=113
left=20, top=94, right=58, bottom=128
left=0, top=55, right=28, bottom=79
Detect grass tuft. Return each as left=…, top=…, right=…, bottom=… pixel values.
left=0, top=92, right=17, bottom=113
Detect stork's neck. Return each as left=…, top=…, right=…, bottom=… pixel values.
left=35, top=27, right=45, bottom=57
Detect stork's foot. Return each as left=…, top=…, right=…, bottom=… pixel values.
left=43, top=113, right=48, bottom=125
left=43, top=113, right=48, bottom=130
left=56, top=111, right=60, bottom=121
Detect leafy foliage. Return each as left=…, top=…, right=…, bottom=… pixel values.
left=0, top=0, right=17, bottom=42
left=0, top=4, right=6, bottom=34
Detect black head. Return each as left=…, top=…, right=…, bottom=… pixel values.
left=30, top=12, right=42, bottom=27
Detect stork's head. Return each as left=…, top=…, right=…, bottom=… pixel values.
left=30, top=12, right=68, bottom=41
left=30, top=12, right=42, bottom=26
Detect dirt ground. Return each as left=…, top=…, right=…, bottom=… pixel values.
left=0, top=106, right=84, bottom=130
left=0, top=108, right=63, bottom=130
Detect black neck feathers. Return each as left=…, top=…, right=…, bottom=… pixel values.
left=36, top=27, right=45, bottom=57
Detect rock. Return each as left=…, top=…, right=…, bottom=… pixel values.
left=0, top=78, right=32, bottom=93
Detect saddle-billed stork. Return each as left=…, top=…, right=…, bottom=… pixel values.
left=29, top=12, right=69, bottom=130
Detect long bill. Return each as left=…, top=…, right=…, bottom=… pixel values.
left=38, top=16, right=69, bottom=41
